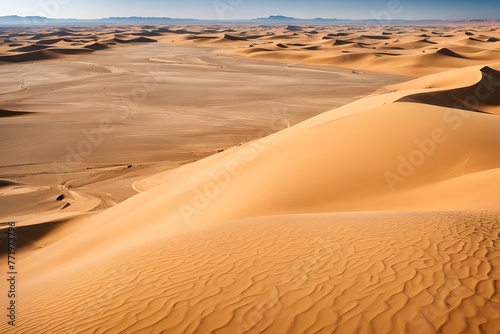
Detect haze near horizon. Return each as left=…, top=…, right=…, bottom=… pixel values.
left=1, top=0, right=500, bottom=20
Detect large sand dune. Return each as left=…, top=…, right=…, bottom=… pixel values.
left=0, top=25, right=500, bottom=333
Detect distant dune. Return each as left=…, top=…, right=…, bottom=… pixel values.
left=2, top=25, right=500, bottom=76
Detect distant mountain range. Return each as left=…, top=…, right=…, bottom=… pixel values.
left=0, top=15, right=498, bottom=26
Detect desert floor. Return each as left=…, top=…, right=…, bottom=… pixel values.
left=0, top=24, right=499, bottom=333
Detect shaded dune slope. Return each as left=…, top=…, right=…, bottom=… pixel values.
left=397, top=66, right=500, bottom=114
left=0, top=49, right=60, bottom=62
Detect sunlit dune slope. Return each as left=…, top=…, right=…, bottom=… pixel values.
left=13, top=212, right=500, bottom=334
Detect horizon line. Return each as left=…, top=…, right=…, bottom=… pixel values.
left=1, top=14, right=498, bottom=22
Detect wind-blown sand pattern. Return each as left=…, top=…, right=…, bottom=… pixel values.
left=0, top=24, right=500, bottom=333
left=14, top=212, right=500, bottom=333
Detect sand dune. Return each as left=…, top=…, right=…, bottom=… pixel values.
left=2, top=25, right=500, bottom=76
left=398, top=66, right=500, bottom=114
left=224, top=33, right=248, bottom=41
left=332, top=39, right=354, bottom=46
left=35, top=38, right=66, bottom=45
left=1, top=24, right=500, bottom=333
left=9, top=44, right=51, bottom=52
left=0, top=49, right=61, bottom=62
left=49, top=48, right=95, bottom=55
left=84, top=42, right=109, bottom=50
left=9, top=212, right=500, bottom=333
left=113, top=36, right=157, bottom=43
left=437, top=47, right=465, bottom=58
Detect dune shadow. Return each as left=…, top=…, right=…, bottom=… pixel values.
left=0, top=109, right=33, bottom=117
left=0, top=218, right=71, bottom=256
left=396, top=66, right=500, bottom=114
left=0, top=180, right=18, bottom=188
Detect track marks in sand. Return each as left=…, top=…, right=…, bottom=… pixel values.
left=13, top=211, right=500, bottom=333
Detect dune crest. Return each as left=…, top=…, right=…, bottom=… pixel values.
left=398, top=66, right=500, bottom=114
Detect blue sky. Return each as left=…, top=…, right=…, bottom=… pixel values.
left=1, top=0, right=499, bottom=20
